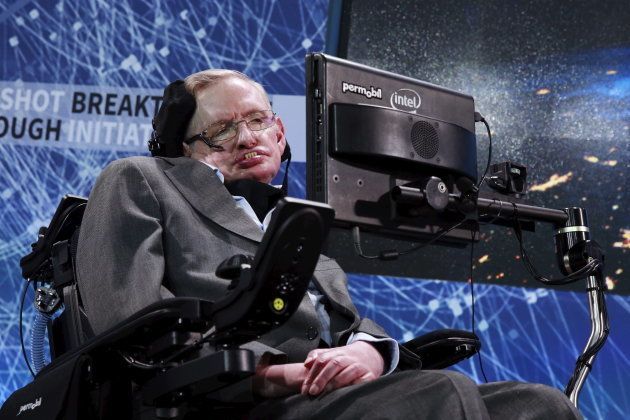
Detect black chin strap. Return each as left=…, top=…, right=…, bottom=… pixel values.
left=280, top=151, right=291, bottom=196
left=224, top=179, right=286, bottom=222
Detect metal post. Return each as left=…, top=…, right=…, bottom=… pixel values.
left=565, top=273, right=609, bottom=405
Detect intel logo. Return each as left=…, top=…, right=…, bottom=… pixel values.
left=390, top=88, right=421, bottom=113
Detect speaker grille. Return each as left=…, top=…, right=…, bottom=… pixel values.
left=410, top=121, right=439, bottom=159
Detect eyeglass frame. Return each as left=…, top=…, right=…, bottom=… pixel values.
left=184, top=109, right=277, bottom=150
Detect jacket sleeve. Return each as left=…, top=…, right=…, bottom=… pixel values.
left=76, top=158, right=169, bottom=335
left=76, top=158, right=289, bottom=367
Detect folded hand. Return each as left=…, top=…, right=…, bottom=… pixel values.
left=300, top=341, right=384, bottom=396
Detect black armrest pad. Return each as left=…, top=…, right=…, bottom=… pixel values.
left=402, top=329, right=481, bottom=370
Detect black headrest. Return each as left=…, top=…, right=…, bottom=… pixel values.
left=148, top=80, right=196, bottom=158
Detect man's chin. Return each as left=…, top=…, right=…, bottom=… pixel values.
left=228, top=167, right=276, bottom=184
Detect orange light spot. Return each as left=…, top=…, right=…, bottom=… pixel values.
left=613, top=229, right=630, bottom=249
left=530, top=172, right=573, bottom=192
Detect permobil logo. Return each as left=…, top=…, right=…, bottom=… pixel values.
left=390, top=88, right=421, bottom=113
left=341, top=81, right=382, bottom=100
left=17, top=397, right=42, bottom=416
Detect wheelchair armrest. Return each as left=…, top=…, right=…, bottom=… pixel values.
left=38, top=297, right=217, bottom=379
left=402, top=329, right=481, bottom=370
left=20, top=195, right=87, bottom=281
left=2, top=298, right=255, bottom=419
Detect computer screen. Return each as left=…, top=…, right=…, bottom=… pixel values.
left=306, top=53, right=478, bottom=243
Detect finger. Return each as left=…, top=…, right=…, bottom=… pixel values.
left=320, top=364, right=378, bottom=396
left=301, top=351, right=323, bottom=394
left=350, top=371, right=377, bottom=386
left=325, top=367, right=378, bottom=395
left=301, top=351, right=341, bottom=394
left=308, top=356, right=349, bottom=396
left=304, top=348, right=335, bottom=367
left=302, top=353, right=330, bottom=394
left=327, top=364, right=364, bottom=391
left=303, top=351, right=318, bottom=368
left=318, top=364, right=361, bottom=396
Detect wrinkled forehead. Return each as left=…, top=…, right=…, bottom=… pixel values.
left=195, top=77, right=271, bottom=124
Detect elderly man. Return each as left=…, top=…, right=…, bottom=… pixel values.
left=76, top=69, right=581, bottom=419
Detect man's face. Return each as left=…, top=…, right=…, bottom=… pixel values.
left=185, top=77, right=286, bottom=184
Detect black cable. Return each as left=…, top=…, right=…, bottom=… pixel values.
left=352, top=220, right=467, bottom=260
left=474, top=112, right=492, bottom=189
left=20, top=280, right=35, bottom=378
left=351, top=227, right=380, bottom=259
left=469, top=230, right=488, bottom=383
left=396, top=220, right=466, bottom=257
left=511, top=204, right=601, bottom=285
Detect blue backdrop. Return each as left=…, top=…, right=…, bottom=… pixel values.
left=0, top=1, right=628, bottom=419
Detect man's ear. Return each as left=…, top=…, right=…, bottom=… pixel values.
left=182, top=142, right=192, bottom=157
left=275, top=116, right=287, bottom=155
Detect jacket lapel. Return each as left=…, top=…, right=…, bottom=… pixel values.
left=161, top=157, right=264, bottom=243
left=311, top=257, right=360, bottom=343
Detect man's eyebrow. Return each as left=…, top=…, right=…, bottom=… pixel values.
left=208, top=117, right=232, bottom=126
left=205, top=112, right=236, bottom=127
left=208, top=108, right=267, bottom=126
left=241, top=107, right=267, bottom=116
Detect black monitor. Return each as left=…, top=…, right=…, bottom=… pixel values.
left=306, top=53, right=478, bottom=244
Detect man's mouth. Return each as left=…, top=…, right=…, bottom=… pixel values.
left=237, top=151, right=265, bottom=169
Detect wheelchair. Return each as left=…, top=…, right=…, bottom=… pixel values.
left=1, top=195, right=480, bottom=419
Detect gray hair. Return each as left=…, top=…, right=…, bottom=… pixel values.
left=183, top=69, right=270, bottom=139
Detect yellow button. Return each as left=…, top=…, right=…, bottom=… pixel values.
left=272, top=298, right=285, bottom=312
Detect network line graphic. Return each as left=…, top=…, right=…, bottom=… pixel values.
left=1, top=0, right=327, bottom=92
left=0, top=1, right=628, bottom=418
left=349, top=274, right=630, bottom=419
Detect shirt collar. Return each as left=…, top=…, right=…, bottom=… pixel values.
left=198, top=160, right=225, bottom=183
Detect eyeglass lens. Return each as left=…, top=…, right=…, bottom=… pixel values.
left=206, top=110, right=275, bottom=143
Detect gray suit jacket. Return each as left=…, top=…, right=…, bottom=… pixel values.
left=76, top=156, right=390, bottom=363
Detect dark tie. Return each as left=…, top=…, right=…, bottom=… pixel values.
left=224, top=179, right=286, bottom=222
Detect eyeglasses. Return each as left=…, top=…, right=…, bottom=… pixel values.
left=186, top=109, right=276, bottom=148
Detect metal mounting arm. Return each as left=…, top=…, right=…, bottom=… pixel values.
left=474, top=200, right=609, bottom=407
left=392, top=186, right=610, bottom=409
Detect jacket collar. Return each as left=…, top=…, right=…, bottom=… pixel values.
left=159, top=156, right=264, bottom=243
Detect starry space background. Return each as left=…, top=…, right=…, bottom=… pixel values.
left=334, top=0, right=629, bottom=295
left=0, top=1, right=628, bottom=418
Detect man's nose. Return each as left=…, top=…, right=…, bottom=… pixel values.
left=234, top=121, right=257, bottom=148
